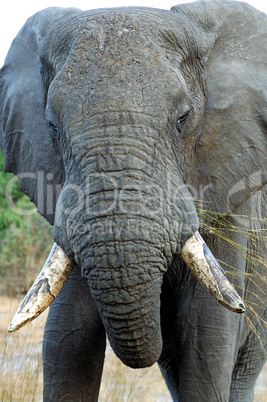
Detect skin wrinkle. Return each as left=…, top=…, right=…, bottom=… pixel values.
left=70, top=210, right=172, bottom=234
left=97, top=297, right=159, bottom=318
left=1, top=2, right=266, bottom=399
left=89, top=267, right=163, bottom=293
left=97, top=298, right=159, bottom=320
left=64, top=118, right=190, bottom=267
left=231, top=328, right=266, bottom=387
left=88, top=263, right=165, bottom=288
left=73, top=230, right=174, bottom=276
left=102, top=305, right=159, bottom=328
left=179, top=342, right=232, bottom=400
left=106, top=312, right=161, bottom=336
left=83, top=175, right=185, bottom=208
left=111, top=339, right=160, bottom=358
left=70, top=129, right=179, bottom=176
left=111, top=322, right=160, bottom=342
left=73, top=143, right=156, bottom=170
left=69, top=214, right=177, bottom=244
left=70, top=131, right=189, bottom=217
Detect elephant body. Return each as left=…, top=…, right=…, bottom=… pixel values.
left=0, top=1, right=266, bottom=401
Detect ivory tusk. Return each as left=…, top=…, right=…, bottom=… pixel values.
left=181, top=231, right=245, bottom=313
left=8, top=231, right=244, bottom=331
left=8, top=243, right=73, bottom=332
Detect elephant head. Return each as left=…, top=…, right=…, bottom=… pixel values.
left=1, top=1, right=266, bottom=369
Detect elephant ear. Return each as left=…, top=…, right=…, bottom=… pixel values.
left=172, top=0, right=267, bottom=215
left=0, top=7, right=81, bottom=224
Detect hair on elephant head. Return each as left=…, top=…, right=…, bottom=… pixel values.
left=1, top=1, right=266, bottom=401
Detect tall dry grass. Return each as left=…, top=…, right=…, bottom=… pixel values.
left=198, top=207, right=267, bottom=363
left=0, top=297, right=44, bottom=401
left=0, top=296, right=266, bottom=401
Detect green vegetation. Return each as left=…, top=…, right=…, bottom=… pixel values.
left=0, top=151, right=53, bottom=296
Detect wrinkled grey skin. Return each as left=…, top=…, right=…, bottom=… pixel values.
left=0, top=1, right=266, bottom=400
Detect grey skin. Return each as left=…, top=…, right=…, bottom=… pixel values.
left=0, top=0, right=266, bottom=400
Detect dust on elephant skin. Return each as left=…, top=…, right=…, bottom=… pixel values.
left=0, top=1, right=266, bottom=401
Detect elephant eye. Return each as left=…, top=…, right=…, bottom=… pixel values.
left=176, top=111, right=190, bottom=132
left=48, top=121, right=59, bottom=136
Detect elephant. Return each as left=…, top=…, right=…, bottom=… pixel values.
left=0, top=0, right=266, bottom=400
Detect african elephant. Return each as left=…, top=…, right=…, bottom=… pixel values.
left=0, top=0, right=266, bottom=400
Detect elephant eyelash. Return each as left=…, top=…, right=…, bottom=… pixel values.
left=176, top=111, right=190, bottom=132
left=48, top=121, right=59, bottom=136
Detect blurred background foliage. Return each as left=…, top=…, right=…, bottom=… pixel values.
left=0, top=151, right=53, bottom=296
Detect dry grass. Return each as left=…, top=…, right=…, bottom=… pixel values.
left=0, top=296, right=266, bottom=401
left=100, top=347, right=171, bottom=401
left=0, top=297, right=45, bottom=401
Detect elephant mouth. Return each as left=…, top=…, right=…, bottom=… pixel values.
left=8, top=231, right=245, bottom=333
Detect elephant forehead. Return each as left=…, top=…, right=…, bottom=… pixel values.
left=70, top=14, right=167, bottom=68
left=46, top=9, right=188, bottom=119
left=44, top=8, right=185, bottom=77
left=84, top=13, right=152, bottom=50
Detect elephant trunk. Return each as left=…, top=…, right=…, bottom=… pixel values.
left=60, top=119, right=196, bottom=367
left=88, top=255, right=164, bottom=367
left=72, top=199, right=174, bottom=367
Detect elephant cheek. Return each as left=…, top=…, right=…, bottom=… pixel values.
left=87, top=267, right=163, bottom=368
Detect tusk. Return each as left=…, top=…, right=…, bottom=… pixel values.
left=8, top=243, right=73, bottom=332
left=181, top=231, right=245, bottom=313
